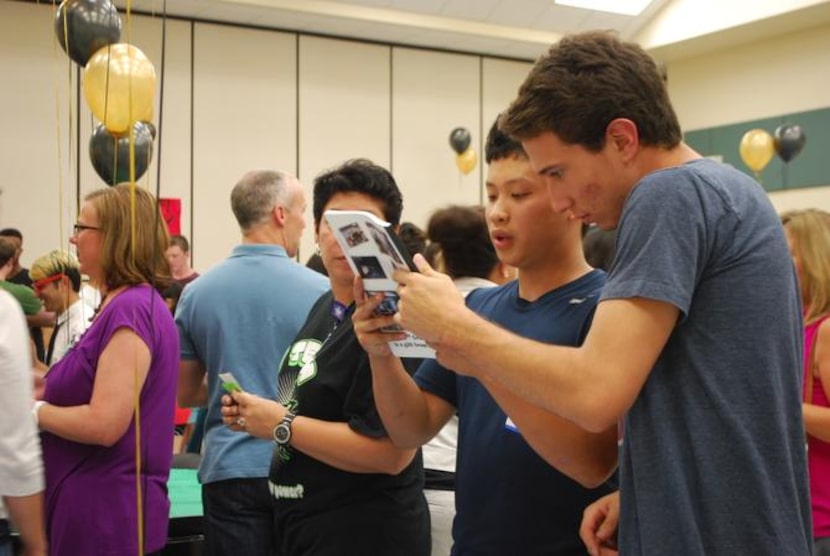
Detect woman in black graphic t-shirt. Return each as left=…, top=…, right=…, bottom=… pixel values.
left=221, top=159, right=429, bottom=556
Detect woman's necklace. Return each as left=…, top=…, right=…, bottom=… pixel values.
left=90, top=285, right=128, bottom=322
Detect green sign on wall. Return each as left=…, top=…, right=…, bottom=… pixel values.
left=684, top=107, right=830, bottom=192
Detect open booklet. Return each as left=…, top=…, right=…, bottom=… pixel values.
left=323, top=209, right=436, bottom=359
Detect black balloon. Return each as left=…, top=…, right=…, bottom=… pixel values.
left=449, top=127, right=472, bottom=155
left=89, top=122, right=154, bottom=185
left=142, top=121, right=157, bottom=140
left=55, top=0, right=121, bottom=66
left=773, top=124, right=806, bottom=163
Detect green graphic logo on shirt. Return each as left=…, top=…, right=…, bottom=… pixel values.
left=286, top=338, right=322, bottom=387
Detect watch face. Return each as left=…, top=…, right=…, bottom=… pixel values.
left=274, top=424, right=291, bottom=444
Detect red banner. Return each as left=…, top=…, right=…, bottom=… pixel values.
left=159, top=198, right=181, bottom=235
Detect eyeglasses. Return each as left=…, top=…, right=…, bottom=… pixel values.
left=73, top=223, right=101, bottom=235
left=33, top=273, right=65, bottom=293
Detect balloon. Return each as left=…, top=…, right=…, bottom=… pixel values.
left=89, top=121, right=154, bottom=185
left=84, top=43, right=156, bottom=135
left=55, top=0, right=121, bottom=66
left=449, top=127, right=471, bottom=155
left=455, top=149, right=477, bottom=175
left=774, top=124, right=806, bottom=163
left=142, top=121, right=157, bottom=140
left=738, top=129, right=774, bottom=174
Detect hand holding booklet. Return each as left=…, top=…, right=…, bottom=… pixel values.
left=323, top=209, right=436, bottom=359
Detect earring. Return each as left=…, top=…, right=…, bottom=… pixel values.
left=314, top=245, right=321, bottom=257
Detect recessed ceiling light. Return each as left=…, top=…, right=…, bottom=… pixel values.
left=555, top=0, right=655, bottom=16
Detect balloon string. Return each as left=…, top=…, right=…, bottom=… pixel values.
left=52, top=0, right=70, bottom=249
left=132, top=308, right=144, bottom=556
left=154, top=0, right=167, bottom=203
left=122, top=3, right=145, bottom=554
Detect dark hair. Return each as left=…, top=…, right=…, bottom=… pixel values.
left=305, top=253, right=328, bottom=276
left=427, top=205, right=498, bottom=280
left=398, top=222, right=427, bottom=257
left=313, top=159, right=403, bottom=229
left=0, top=237, right=15, bottom=267
left=163, top=281, right=185, bottom=314
left=423, top=242, right=442, bottom=268
left=485, top=116, right=526, bottom=164
left=0, top=228, right=23, bottom=240
left=169, top=235, right=190, bottom=253
left=582, top=226, right=617, bottom=272
left=502, top=31, right=682, bottom=152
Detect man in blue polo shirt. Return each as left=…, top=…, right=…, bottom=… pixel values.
left=176, top=169, right=327, bottom=556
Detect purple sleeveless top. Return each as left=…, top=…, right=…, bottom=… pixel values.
left=805, top=316, right=830, bottom=538
left=42, top=284, right=179, bottom=555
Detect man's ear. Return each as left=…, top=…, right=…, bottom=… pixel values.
left=605, top=118, right=639, bottom=162
left=274, top=204, right=287, bottom=226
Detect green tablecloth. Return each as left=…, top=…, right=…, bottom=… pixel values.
left=168, top=468, right=202, bottom=519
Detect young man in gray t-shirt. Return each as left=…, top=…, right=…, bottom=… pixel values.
left=386, top=31, right=811, bottom=555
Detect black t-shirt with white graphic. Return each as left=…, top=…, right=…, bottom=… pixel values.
left=270, top=291, right=430, bottom=556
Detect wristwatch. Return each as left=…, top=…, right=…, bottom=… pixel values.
left=273, top=411, right=296, bottom=446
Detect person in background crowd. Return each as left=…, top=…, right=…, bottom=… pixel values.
left=221, top=159, right=430, bottom=556
left=36, top=184, right=179, bottom=555
left=29, top=250, right=93, bottom=367
left=162, top=235, right=201, bottom=451
left=782, top=209, right=830, bottom=556
left=177, top=169, right=328, bottom=556
left=0, top=229, right=52, bottom=362
left=0, top=289, right=47, bottom=556
left=163, top=234, right=199, bottom=313
left=0, top=228, right=31, bottom=287
left=0, top=239, right=52, bottom=363
left=166, top=235, right=199, bottom=286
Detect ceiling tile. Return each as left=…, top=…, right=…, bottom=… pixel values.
left=440, top=0, right=501, bottom=21
left=485, top=0, right=557, bottom=28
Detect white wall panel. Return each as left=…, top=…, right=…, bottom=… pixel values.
left=192, top=23, right=297, bottom=270
left=481, top=57, right=532, bottom=194
left=669, top=24, right=830, bottom=132
left=76, top=15, right=192, bottom=240
left=298, top=36, right=390, bottom=261
left=0, top=1, right=76, bottom=264
left=392, top=47, right=481, bottom=230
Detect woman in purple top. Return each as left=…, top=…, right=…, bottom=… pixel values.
left=34, top=184, right=179, bottom=555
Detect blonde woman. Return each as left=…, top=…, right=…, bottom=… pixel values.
left=36, top=184, right=179, bottom=555
left=783, top=209, right=830, bottom=555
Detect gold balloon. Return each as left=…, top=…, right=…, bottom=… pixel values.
left=455, top=148, right=477, bottom=175
left=739, top=129, right=775, bottom=174
left=83, top=43, right=156, bottom=135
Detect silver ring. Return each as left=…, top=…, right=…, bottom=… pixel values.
left=236, top=417, right=246, bottom=428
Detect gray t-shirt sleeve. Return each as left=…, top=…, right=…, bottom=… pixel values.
left=601, top=173, right=719, bottom=320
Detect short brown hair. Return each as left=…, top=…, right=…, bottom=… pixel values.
left=502, top=31, right=681, bottom=152
left=427, top=205, right=498, bottom=280
left=169, top=234, right=190, bottom=253
left=85, top=184, right=171, bottom=290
